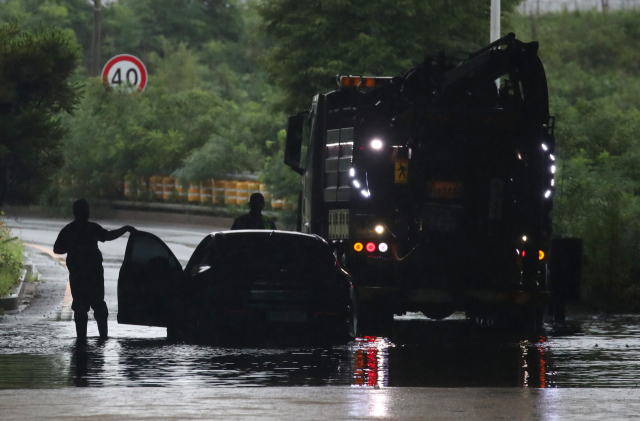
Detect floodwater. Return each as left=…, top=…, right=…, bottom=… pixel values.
left=2, top=313, right=640, bottom=389
left=2, top=216, right=640, bottom=392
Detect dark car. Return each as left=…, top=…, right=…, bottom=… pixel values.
left=117, top=230, right=357, bottom=341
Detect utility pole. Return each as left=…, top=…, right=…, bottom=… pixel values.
left=490, top=0, right=501, bottom=89
left=91, top=0, right=102, bottom=77
left=490, top=0, right=501, bottom=43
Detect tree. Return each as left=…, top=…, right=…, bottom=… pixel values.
left=102, top=0, right=244, bottom=61
left=512, top=9, right=640, bottom=311
left=0, top=0, right=93, bottom=71
left=0, top=23, right=81, bottom=207
left=257, top=0, right=521, bottom=111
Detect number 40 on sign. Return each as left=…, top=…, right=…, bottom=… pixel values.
left=102, top=54, right=148, bottom=92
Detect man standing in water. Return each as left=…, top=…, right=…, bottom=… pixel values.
left=54, top=199, right=136, bottom=340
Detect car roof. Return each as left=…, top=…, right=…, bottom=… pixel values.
left=206, top=230, right=326, bottom=243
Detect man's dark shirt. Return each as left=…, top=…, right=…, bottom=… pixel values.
left=54, top=220, right=108, bottom=286
left=231, top=213, right=277, bottom=230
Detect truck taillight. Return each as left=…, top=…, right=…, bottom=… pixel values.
left=354, top=242, right=364, bottom=252
left=522, top=250, right=545, bottom=260
left=366, top=242, right=376, bottom=252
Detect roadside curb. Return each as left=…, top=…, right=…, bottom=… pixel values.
left=0, top=253, right=39, bottom=312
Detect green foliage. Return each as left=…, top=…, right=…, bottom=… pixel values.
left=0, top=0, right=93, bottom=71
left=258, top=0, right=521, bottom=111
left=60, top=42, right=283, bottom=196
left=0, top=0, right=245, bottom=75
left=60, top=77, right=225, bottom=196
left=262, top=129, right=302, bottom=199
left=176, top=101, right=284, bottom=181
left=0, top=216, right=23, bottom=296
left=513, top=9, right=640, bottom=311
left=114, top=0, right=243, bottom=52
left=0, top=22, right=82, bottom=207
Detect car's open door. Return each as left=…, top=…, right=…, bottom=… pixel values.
left=117, top=231, right=184, bottom=327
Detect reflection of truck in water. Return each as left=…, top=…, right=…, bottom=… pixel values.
left=284, top=33, right=580, bottom=329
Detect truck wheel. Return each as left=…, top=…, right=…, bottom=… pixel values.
left=421, top=304, right=455, bottom=320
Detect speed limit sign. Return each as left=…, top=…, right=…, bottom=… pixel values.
left=102, top=54, right=148, bottom=92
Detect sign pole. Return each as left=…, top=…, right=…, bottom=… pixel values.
left=490, top=0, right=501, bottom=89
left=490, top=0, right=500, bottom=43
left=91, top=0, right=102, bottom=77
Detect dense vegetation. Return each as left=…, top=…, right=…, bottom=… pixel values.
left=0, top=23, right=81, bottom=208
left=2, top=1, right=640, bottom=311
left=0, top=215, right=23, bottom=296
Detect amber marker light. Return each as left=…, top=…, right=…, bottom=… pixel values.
left=354, top=242, right=364, bottom=252
left=539, top=250, right=545, bottom=260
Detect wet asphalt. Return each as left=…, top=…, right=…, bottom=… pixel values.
left=1, top=216, right=640, bottom=419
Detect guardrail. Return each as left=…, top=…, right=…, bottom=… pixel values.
left=122, top=175, right=296, bottom=211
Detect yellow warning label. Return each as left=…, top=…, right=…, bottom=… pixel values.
left=395, top=159, right=408, bottom=183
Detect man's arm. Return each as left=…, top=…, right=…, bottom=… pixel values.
left=105, top=226, right=137, bottom=241
left=53, top=228, right=69, bottom=255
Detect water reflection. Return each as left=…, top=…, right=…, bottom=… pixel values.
left=2, top=315, right=640, bottom=388
left=353, top=336, right=392, bottom=387
left=519, top=336, right=550, bottom=388
left=69, top=339, right=106, bottom=387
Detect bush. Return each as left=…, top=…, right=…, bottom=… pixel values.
left=0, top=216, right=23, bottom=296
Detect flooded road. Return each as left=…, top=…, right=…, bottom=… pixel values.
left=2, top=313, right=640, bottom=389
left=2, top=217, right=640, bottom=419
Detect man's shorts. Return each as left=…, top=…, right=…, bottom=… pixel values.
left=71, top=293, right=109, bottom=317
left=69, top=268, right=108, bottom=318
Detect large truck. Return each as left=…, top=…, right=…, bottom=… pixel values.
left=283, top=33, right=579, bottom=329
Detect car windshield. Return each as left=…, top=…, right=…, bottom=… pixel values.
left=197, top=232, right=336, bottom=279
